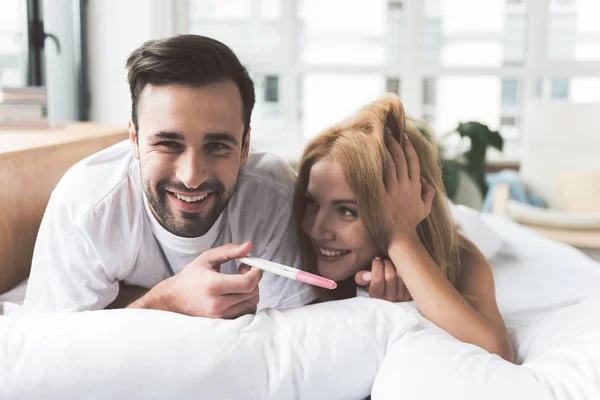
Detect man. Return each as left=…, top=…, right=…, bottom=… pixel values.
left=23, top=35, right=317, bottom=317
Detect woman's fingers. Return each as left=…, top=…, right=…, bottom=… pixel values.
left=358, top=258, right=411, bottom=303
left=398, top=278, right=412, bottom=302
left=384, top=128, right=408, bottom=183
left=421, top=176, right=436, bottom=215
left=402, top=134, right=421, bottom=181
left=382, top=145, right=397, bottom=193
left=369, top=258, right=385, bottom=300
left=354, top=270, right=371, bottom=287
left=383, top=260, right=398, bottom=302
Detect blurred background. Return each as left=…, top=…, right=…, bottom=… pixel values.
left=1, top=0, right=600, bottom=255
left=2, top=0, right=600, bottom=158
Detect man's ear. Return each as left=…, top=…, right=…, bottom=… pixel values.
left=128, top=120, right=140, bottom=160
left=241, top=127, right=251, bottom=167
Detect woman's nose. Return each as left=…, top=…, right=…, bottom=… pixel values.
left=311, top=212, right=335, bottom=241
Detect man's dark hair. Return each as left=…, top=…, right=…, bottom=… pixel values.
left=126, top=34, right=255, bottom=142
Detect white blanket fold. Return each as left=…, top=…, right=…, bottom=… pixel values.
left=0, top=298, right=417, bottom=400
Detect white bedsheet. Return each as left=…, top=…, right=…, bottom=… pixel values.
left=0, top=279, right=27, bottom=306
left=1, top=213, right=600, bottom=399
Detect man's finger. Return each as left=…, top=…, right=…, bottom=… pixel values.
left=222, top=294, right=260, bottom=319
left=224, top=285, right=260, bottom=307
left=201, top=241, right=254, bottom=269
left=211, top=267, right=262, bottom=295
left=238, top=263, right=263, bottom=277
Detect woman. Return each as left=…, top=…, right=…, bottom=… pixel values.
left=294, top=94, right=514, bottom=363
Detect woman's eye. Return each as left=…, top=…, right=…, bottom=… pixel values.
left=339, top=207, right=357, bottom=218
left=305, top=197, right=318, bottom=209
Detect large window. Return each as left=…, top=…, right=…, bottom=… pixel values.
left=183, top=0, right=600, bottom=162
left=0, top=0, right=27, bottom=86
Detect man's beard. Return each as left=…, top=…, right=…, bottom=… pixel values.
left=143, top=174, right=237, bottom=238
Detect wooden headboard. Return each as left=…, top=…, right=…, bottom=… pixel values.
left=0, top=123, right=128, bottom=294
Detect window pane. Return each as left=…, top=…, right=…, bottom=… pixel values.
left=424, top=0, right=529, bottom=67
left=0, top=0, right=25, bottom=86
left=423, top=78, right=437, bottom=105
left=422, top=77, right=522, bottom=141
left=537, top=78, right=600, bottom=102
left=300, top=74, right=386, bottom=141
left=501, top=78, right=519, bottom=106
left=298, top=0, right=406, bottom=65
left=189, top=0, right=252, bottom=19
left=385, top=77, right=401, bottom=96
left=187, top=0, right=281, bottom=58
left=249, top=73, right=295, bottom=158
left=547, top=0, right=600, bottom=60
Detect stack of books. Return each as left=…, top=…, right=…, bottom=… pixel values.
left=0, top=86, right=49, bottom=129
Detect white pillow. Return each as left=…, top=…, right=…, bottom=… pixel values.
left=449, top=203, right=504, bottom=259
left=480, top=213, right=600, bottom=315
left=0, top=298, right=417, bottom=400
left=372, top=296, right=600, bottom=400
left=372, top=323, right=545, bottom=400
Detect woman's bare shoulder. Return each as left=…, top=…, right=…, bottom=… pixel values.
left=456, top=234, right=495, bottom=303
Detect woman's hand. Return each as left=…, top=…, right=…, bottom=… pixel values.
left=354, top=258, right=413, bottom=302
left=379, top=128, right=436, bottom=249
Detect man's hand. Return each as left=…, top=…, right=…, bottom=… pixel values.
left=129, top=241, right=263, bottom=319
left=107, top=283, right=149, bottom=309
left=354, top=258, right=412, bottom=302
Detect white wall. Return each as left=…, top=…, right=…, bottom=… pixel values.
left=86, top=0, right=177, bottom=126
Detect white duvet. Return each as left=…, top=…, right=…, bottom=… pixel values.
left=1, top=212, right=600, bottom=399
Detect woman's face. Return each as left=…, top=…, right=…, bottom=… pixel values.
left=301, top=156, right=380, bottom=281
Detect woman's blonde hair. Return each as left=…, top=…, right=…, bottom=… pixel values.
left=294, top=93, right=462, bottom=288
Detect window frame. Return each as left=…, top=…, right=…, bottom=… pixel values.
left=178, top=0, right=600, bottom=162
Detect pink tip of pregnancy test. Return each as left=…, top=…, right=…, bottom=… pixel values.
left=296, top=270, right=337, bottom=290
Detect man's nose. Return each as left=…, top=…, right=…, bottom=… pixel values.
left=176, top=150, right=208, bottom=190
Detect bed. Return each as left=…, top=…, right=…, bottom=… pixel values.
left=0, top=136, right=600, bottom=400
left=1, top=202, right=599, bottom=399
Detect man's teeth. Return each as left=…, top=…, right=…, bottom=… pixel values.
left=174, top=193, right=208, bottom=203
left=318, top=247, right=348, bottom=257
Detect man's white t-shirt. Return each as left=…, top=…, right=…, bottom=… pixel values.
left=23, top=140, right=317, bottom=312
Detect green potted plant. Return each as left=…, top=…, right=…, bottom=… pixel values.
left=439, top=121, right=504, bottom=205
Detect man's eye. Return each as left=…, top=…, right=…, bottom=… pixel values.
left=205, top=142, right=231, bottom=151
left=157, top=141, right=182, bottom=149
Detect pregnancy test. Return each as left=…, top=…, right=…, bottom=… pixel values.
left=238, top=255, right=337, bottom=290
